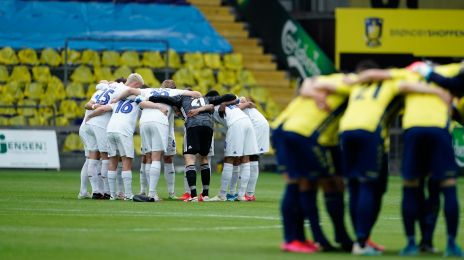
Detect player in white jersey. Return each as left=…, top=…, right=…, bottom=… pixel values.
left=85, top=73, right=144, bottom=200
left=77, top=82, right=107, bottom=199
left=188, top=90, right=259, bottom=202
left=238, top=97, right=270, bottom=201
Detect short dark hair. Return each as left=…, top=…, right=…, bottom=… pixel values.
left=355, top=60, right=379, bottom=73
left=115, top=77, right=127, bottom=83
left=205, top=90, right=220, bottom=97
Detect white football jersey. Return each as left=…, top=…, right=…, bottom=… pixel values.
left=139, top=88, right=187, bottom=125
left=243, top=107, right=268, bottom=127
left=80, top=89, right=104, bottom=127
left=213, top=103, right=248, bottom=128
left=86, top=83, right=128, bottom=129
left=106, top=99, right=141, bottom=137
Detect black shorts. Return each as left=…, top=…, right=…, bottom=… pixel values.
left=184, top=126, right=214, bottom=156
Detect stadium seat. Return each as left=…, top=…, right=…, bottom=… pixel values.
left=121, top=51, right=141, bottom=67
left=32, top=66, right=52, bottom=83
left=63, top=133, right=84, bottom=152
left=3, top=81, right=24, bottom=101
left=102, top=50, right=121, bottom=67
left=0, top=65, right=9, bottom=83
left=61, top=49, right=81, bottom=65
left=24, top=82, right=44, bottom=100
left=70, top=65, right=94, bottom=84
left=40, top=48, right=62, bottom=66
left=113, top=66, right=133, bottom=80
left=93, top=66, right=114, bottom=82
left=10, top=66, right=31, bottom=83
left=0, top=47, right=19, bottom=65
left=204, top=53, right=222, bottom=69
left=65, top=82, right=86, bottom=99
left=46, top=76, right=66, bottom=101
left=17, top=99, right=37, bottom=117
left=9, top=115, right=27, bottom=126
left=142, top=51, right=165, bottom=68
left=135, top=67, right=160, bottom=87
left=0, top=116, right=9, bottom=126
left=175, top=132, right=184, bottom=155
left=59, top=99, right=80, bottom=118
left=0, top=99, right=16, bottom=116
left=223, top=53, right=243, bottom=70
left=29, top=114, right=49, bottom=126
left=80, top=49, right=101, bottom=66
left=192, top=68, right=215, bottom=87
left=133, top=135, right=142, bottom=155
left=183, top=52, right=204, bottom=70
left=55, top=116, right=69, bottom=127
left=172, top=68, right=195, bottom=87
left=168, top=49, right=181, bottom=69
left=217, top=69, right=237, bottom=86
left=18, top=48, right=39, bottom=65
left=237, top=70, right=257, bottom=86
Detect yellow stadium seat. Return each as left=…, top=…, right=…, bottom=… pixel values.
left=175, top=118, right=183, bottom=128
left=217, top=69, right=237, bottom=86
left=223, top=53, right=243, bottom=71
left=86, top=84, right=97, bottom=100
left=80, top=49, right=101, bottom=66
left=192, top=68, right=215, bottom=87
left=10, top=66, right=31, bottom=83
left=142, top=51, right=165, bottom=68
left=63, top=133, right=84, bottom=152
left=32, top=66, right=52, bottom=83
left=93, top=66, right=114, bottom=82
left=204, top=53, right=222, bottom=69
left=0, top=65, right=9, bottom=82
left=113, top=66, right=132, bottom=79
left=249, top=86, right=269, bottom=101
left=46, top=76, right=66, bottom=101
left=192, top=84, right=209, bottom=95
left=230, top=84, right=242, bottom=94
left=135, top=67, right=160, bottom=87
left=0, top=116, right=9, bottom=126
left=61, top=49, right=81, bottom=65
left=24, top=82, right=44, bottom=100
left=175, top=132, right=184, bottom=155
left=0, top=47, right=18, bottom=65
left=65, top=82, right=86, bottom=99
left=121, top=51, right=141, bottom=67
left=9, top=115, right=27, bottom=126
left=183, top=52, right=204, bottom=70
left=102, top=51, right=120, bottom=67
left=55, top=116, right=69, bottom=127
left=172, top=68, right=195, bottom=87
left=133, top=135, right=142, bottom=155
left=59, top=99, right=80, bottom=118
left=29, top=115, right=49, bottom=126
left=17, top=99, right=37, bottom=117
left=70, top=65, right=94, bottom=84
left=0, top=99, right=16, bottom=116
left=168, top=49, right=181, bottom=69
left=3, top=81, right=24, bottom=101
left=237, top=70, right=257, bottom=86
left=40, top=48, right=62, bottom=66
left=18, top=48, right=39, bottom=65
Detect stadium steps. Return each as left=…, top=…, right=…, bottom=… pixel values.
left=190, top=0, right=293, bottom=108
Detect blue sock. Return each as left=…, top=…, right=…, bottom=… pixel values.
left=324, top=191, right=352, bottom=244
left=356, top=182, right=376, bottom=247
left=300, top=189, right=331, bottom=247
left=295, top=207, right=306, bottom=242
left=442, top=185, right=459, bottom=247
left=348, top=179, right=359, bottom=231
left=402, top=186, right=419, bottom=245
left=281, top=184, right=299, bottom=243
left=421, top=180, right=440, bottom=246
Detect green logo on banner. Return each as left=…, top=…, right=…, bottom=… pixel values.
left=452, top=126, right=464, bottom=167
left=0, top=134, right=7, bottom=153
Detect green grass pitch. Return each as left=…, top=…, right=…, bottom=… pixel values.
left=0, top=170, right=462, bottom=259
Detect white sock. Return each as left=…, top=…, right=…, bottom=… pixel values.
left=247, top=161, right=259, bottom=195
left=183, top=169, right=190, bottom=194
left=80, top=159, right=89, bottom=194
left=229, top=165, right=239, bottom=195
left=122, top=170, right=133, bottom=198
left=96, top=160, right=104, bottom=193
left=145, top=163, right=151, bottom=188
left=87, top=159, right=100, bottom=194
left=164, top=163, right=175, bottom=195
left=108, top=170, right=117, bottom=197
left=238, top=162, right=251, bottom=197
left=117, top=164, right=124, bottom=194
left=149, top=161, right=161, bottom=198
left=219, top=163, right=233, bottom=196
left=140, top=163, right=147, bottom=193
left=101, top=160, right=110, bottom=194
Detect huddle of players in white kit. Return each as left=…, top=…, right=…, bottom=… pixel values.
left=77, top=73, right=270, bottom=202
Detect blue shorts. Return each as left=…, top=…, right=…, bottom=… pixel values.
left=272, top=127, right=328, bottom=180
left=402, top=127, right=458, bottom=181
left=271, top=127, right=288, bottom=174
left=323, top=145, right=343, bottom=177
left=340, top=129, right=384, bottom=181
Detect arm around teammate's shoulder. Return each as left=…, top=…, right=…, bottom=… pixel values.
left=85, top=105, right=113, bottom=122
left=148, top=95, right=181, bottom=107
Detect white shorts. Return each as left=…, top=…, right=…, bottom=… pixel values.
left=165, top=126, right=176, bottom=156
left=85, top=125, right=109, bottom=153
left=254, top=122, right=270, bottom=154
left=107, top=132, right=134, bottom=158
left=140, top=122, right=169, bottom=154
left=224, top=118, right=259, bottom=157
left=79, top=124, right=91, bottom=157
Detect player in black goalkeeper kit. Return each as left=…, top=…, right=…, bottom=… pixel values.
left=147, top=93, right=236, bottom=202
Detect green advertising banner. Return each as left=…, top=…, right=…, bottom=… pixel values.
left=238, top=0, right=335, bottom=78
left=452, top=125, right=464, bottom=167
